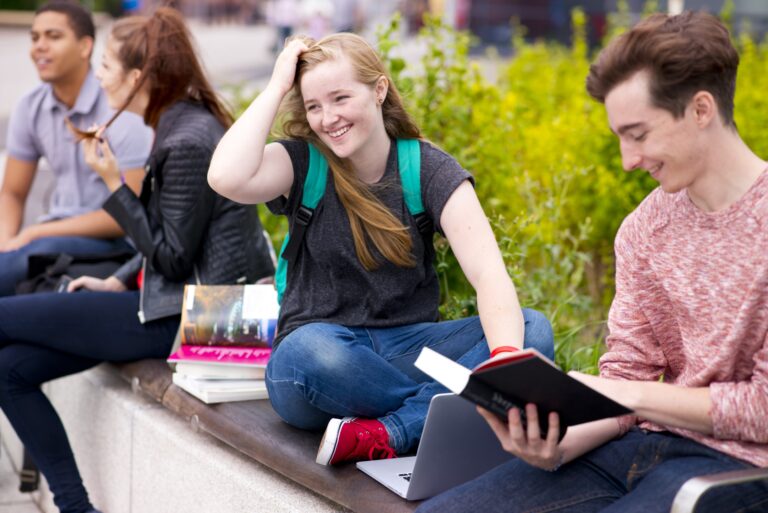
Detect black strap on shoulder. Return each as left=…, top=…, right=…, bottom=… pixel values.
left=413, top=212, right=433, bottom=238
left=280, top=205, right=314, bottom=262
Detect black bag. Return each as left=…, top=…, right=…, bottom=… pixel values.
left=14, top=250, right=135, bottom=295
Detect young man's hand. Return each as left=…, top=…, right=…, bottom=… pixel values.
left=0, top=227, right=36, bottom=252
left=478, top=403, right=564, bottom=471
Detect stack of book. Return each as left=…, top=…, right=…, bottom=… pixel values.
left=167, top=284, right=279, bottom=404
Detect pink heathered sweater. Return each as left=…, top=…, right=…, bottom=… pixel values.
left=599, top=172, right=768, bottom=468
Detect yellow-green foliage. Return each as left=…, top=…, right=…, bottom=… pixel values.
left=734, top=34, right=768, bottom=153
left=373, top=8, right=768, bottom=372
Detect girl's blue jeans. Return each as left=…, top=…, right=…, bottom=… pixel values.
left=266, top=309, right=554, bottom=453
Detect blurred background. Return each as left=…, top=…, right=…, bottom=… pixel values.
left=3, top=1, right=768, bottom=48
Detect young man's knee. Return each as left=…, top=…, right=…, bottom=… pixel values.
left=0, top=246, right=31, bottom=271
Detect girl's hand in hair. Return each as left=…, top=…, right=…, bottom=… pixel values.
left=268, top=38, right=310, bottom=96
left=82, top=129, right=123, bottom=192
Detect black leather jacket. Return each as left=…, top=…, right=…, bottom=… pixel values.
left=105, top=101, right=274, bottom=323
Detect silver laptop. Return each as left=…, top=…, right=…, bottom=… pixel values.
left=356, top=393, right=513, bottom=501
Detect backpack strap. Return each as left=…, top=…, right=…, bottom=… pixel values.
left=275, top=139, right=431, bottom=303
left=397, top=138, right=432, bottom=236
left=275, top=143, right=328, bottom=302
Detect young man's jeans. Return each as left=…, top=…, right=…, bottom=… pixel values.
left=266, top=309, right=554, bottom=453
left=0, top=236, right=133, bottom=296
left=416, top=428, right=768, bottom=513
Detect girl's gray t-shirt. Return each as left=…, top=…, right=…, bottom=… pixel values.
left=267, top=139, right=473, bottom=345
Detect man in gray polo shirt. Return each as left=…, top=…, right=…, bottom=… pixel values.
left=0, top=1, right=152, bottom=296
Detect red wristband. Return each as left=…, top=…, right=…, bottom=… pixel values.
left=489, top=345, right=519, bottom=358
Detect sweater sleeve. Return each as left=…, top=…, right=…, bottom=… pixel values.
left=599, top=215, right=668, bottom=434
left=709, top=335, right=768, bottom=443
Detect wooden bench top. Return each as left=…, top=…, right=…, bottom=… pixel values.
left=114, top=359, right=420, bottom=513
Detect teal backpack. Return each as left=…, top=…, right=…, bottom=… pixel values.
left=275, top=138, right=432, bottom=303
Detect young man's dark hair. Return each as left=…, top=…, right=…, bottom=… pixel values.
left=36, top=0, right=96, bottom=41
left=586, top=11, right=739, bottom=127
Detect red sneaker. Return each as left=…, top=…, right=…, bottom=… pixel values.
left=316, top=417, right=397, bottom=466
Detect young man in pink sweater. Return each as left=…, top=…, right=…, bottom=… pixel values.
left=417, top=11, right=768, bottom=513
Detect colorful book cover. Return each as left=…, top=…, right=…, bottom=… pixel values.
left=179, top=284, right=279, bottom=348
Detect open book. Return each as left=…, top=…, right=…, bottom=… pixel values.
left=415, top=347, right=632, bottom=440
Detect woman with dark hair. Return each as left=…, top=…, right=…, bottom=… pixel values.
left=208, top=34, right=554, bottom=467
left=0, top=8, right=274, bottom=513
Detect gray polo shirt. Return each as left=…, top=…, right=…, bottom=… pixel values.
left=6, top=70, right=153, bottom=222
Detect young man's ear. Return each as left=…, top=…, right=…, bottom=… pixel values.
left=690, top=91, right=717, bottom=127
left=78, top=36, right=94, bottom=61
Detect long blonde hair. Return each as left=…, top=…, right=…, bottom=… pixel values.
left=279, top=33, right=422, bottom=271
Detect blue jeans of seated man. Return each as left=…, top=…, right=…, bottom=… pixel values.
left=0, top=235, right=134, bottom=297
left=416, top=428, right=768, bottom=513
left=266, top=309, right=554, bottom=454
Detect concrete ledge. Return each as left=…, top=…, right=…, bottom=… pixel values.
left=0, top=364, right=346, bottom=513
left=118, top=359, right=420, bottom=513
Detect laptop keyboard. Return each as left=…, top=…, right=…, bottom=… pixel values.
left=398, top=472, right=412, bottom=482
